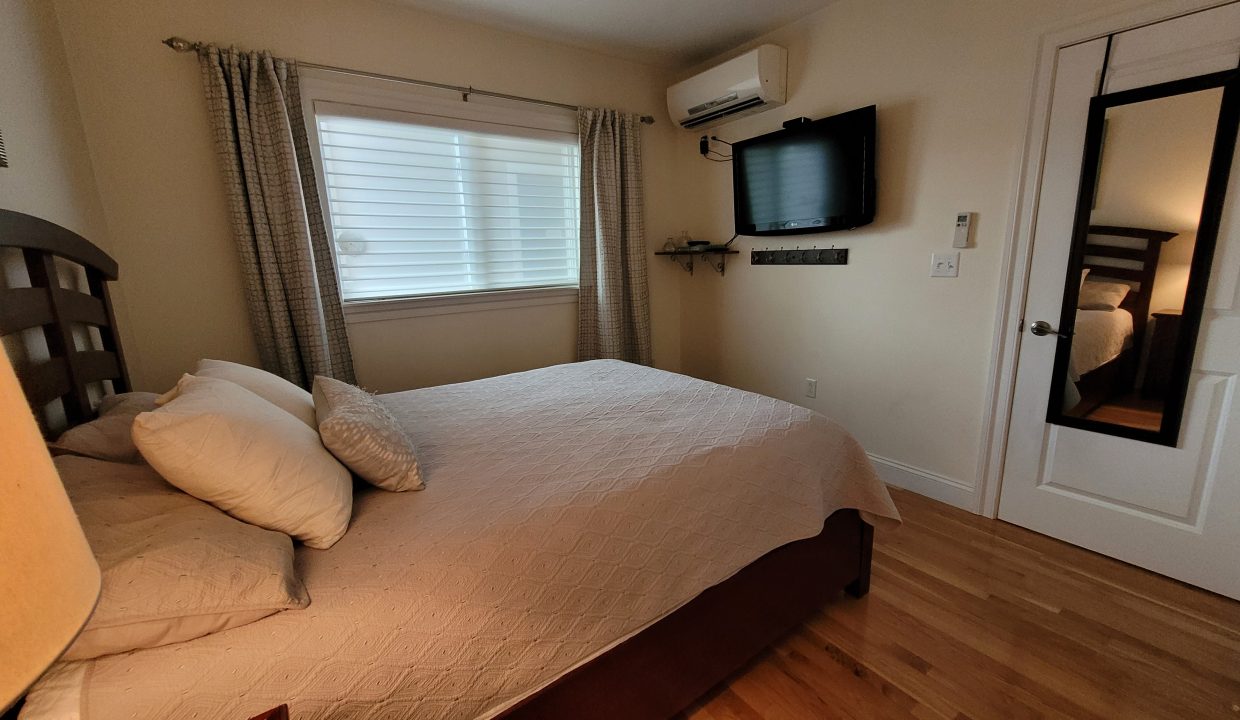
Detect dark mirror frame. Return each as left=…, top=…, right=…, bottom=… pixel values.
left=1046, top=68, right=1240, bottom=447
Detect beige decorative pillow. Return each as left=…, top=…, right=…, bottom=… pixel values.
left=158, top=359, right=316, bottom=428
left=1078, top=280, right=1131, bottom=311
left=54, top=456, right=309, bottom=660
left=49, top=392, right=161, bottom=463
left=314, top=376, right=424, bottom=492
left=134, top=374, right=353, bottom=548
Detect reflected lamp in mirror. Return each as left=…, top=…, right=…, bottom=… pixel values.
left=0, top=350, right=100, bottom=712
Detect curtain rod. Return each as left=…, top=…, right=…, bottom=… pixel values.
left=162, top=37, right=655, bottom=125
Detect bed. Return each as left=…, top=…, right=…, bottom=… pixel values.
left=1063, top=225, right=1176, bottom=415
left=1, top=209, right=900, bottom=719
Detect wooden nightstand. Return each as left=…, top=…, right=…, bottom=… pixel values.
left=248, top=705, right=289, bottom=720
left=1142, top=309, right=1183, bottom=399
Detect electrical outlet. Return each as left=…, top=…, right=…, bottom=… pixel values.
left=805, top=378, right=817, bottom=398
left=930, top=252, right=960, bottom=278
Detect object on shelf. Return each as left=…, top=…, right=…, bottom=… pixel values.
left=654, top=243, right=739, bottom=276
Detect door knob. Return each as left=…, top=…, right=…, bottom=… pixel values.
left=1029, top=320, right=1070, bottom=337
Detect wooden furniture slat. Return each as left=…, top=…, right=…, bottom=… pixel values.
left=75, top=350, right=121, bottom=385
left=1083, top=264, right=1148, bottom=282
left=17, top=358, right=72, bottom=408
left=0, top=287, right=54, bottom=334
left=89, top=269, right=130, bottom=393
left=53, top=288, right=109, bottom=327
left=1089, top=224, right=1178, bottom=243
left=0, top=210, right=118, bottom=278
left=24, top=249, right=92, bottom=425
left=1083, top=244, right=1148, bottom=261
left=2, top=209, right=129, bottom=431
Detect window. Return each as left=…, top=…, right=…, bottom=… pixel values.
left=309, top=99, right=580, bottom=303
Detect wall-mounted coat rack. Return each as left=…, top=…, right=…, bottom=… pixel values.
left=751, top=248, right=849, bottom=265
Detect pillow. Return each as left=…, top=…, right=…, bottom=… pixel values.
left=54, top=456, right=309, bottom=660
left=159, top=359, right=316, bottom=428
left=314, top=376, right=424, bottom=492
left=97, top=391, right=161, bottom=417
left=1078, top=280, right=1131, bottom=311
left=49, top=392, right=161, bottom=463
left=134, top=374, right=353, bottom=548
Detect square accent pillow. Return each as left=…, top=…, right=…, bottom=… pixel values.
left=135, top=374, right=353, bottom=548
left=49, top=391, right=161, bottom=463
left=1078, top=280, right=1131, bottom=311
left=157, top=359, right=317, bottom=428
left=314, top=376, right=424, bottom=492
left=55, top=456, right=310, bottom=660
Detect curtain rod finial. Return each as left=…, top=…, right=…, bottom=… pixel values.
left=163, top=37, right=198, bottom=52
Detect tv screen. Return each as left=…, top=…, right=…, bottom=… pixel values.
left=732, top=105, right=876, bottom=236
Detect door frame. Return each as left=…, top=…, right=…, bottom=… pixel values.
left=976, top=0, right=1239, bottom=517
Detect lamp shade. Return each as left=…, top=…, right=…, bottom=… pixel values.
left=0, top=351, right=100, bottom=711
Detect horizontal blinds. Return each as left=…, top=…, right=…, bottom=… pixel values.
left=316, top=112, right=580, bottom=301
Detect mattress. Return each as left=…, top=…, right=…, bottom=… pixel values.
left=1070, top=308, right=1134, bottom=381
left=22, top=360, right=900, bottom=720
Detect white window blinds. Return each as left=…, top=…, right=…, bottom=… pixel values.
left=314, top=107, right=580, bottom=301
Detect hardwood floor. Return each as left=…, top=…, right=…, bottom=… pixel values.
left=682, top=487, right=1240, bottom=720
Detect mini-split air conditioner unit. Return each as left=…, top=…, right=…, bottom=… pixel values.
left=666, top=45, right=787, bottom=130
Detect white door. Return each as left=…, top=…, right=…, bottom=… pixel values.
left=999, top=4, right=1240, bottom=600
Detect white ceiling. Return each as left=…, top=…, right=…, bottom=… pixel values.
left=385, top=0, right=834, bottom=68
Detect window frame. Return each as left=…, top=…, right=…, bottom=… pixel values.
left=298, top=69, right=581, bottom=316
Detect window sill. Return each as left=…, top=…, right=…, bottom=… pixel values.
left=342, top=286, right=578, bottom=324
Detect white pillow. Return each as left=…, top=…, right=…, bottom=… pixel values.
left=134, top=375, right=352, bottom=549
left=1078, top=280, right=1131, bottom=311
left=158, top=359, right=316, bottom=428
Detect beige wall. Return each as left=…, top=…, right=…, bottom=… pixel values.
left=0, top=0, right=108, bottom=251
left=51, top=0, right=682, bottom=393
left=671, top=0, right=1139, bottom=505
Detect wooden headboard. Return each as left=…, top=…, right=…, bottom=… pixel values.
left=0, top=209, right=129, bottom=436
left=1082, top=224, right=1177, bottom=348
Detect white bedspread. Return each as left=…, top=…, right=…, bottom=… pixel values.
left=24, top=361, right=899, bottom=720
left=1070, top=308, right=1134, bottom=381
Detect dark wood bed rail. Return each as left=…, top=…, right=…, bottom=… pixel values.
left=0, top=209, right=129, bottom=434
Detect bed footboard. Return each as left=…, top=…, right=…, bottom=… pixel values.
left=499, top=508, right=872, bottom=720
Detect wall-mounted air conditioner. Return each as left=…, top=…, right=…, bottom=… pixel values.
left=666, top=45, right=787, bottom=130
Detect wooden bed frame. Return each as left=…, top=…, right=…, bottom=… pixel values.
left=0, top=208, right=874, bottom=719
left=1066, top=225, right=1176, bottom=416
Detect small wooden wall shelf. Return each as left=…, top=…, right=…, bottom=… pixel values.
left=654, top=247, right=739, bottom=276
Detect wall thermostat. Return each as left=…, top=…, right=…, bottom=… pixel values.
left=953, top=212, right=974, bottom=248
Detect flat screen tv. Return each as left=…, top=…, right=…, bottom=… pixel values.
left=732, top=105, right=876, bottom=236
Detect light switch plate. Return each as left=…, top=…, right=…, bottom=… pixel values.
left=931, top=252, right=960, bottom=278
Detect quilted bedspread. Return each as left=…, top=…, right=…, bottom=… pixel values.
left=24, top=361, right=900, bottom=720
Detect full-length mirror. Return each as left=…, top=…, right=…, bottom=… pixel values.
left=1046, top=70, right=1240, bottom=445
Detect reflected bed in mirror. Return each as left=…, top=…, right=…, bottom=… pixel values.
left=1047, top=68, right=1240, bottom=446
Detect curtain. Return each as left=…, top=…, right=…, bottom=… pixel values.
left=198, top=46, right=356, bottom=387
left=576, top=108, right=652, bottom=365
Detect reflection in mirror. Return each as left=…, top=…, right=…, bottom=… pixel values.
left=1048, top=74, right=1237, bottom=445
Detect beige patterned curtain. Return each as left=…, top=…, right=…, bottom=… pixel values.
left=576, top=108, right=652, bottom=365
left=198, top=46, right=355, bottom=387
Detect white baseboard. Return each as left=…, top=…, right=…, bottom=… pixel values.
left=868, top=454, right=978, bottom=512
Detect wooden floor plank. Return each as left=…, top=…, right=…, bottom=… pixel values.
left=684, top=487, right=1240, bottom=719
